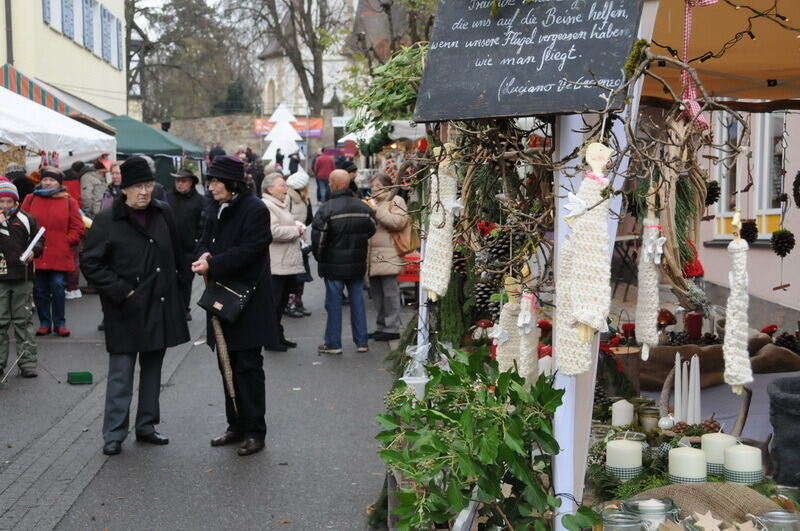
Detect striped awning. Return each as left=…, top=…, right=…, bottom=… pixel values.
left=2, top=64, right=72, bottom=115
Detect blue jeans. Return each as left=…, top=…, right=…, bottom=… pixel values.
left=324, top=278, right=368, bottom=348
left=33, top=270, right=66, bottom=329
left=316, top=178, right=330, bottom=204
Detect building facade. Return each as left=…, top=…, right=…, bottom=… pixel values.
left=0, top=0, right=126, bottom=118
left=699, top=110, right=800, bottom=330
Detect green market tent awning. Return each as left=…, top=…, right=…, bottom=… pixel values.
left=104, top=115, right=204, bottom=157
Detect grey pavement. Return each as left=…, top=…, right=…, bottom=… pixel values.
left=0, top=271, right=406, bottom=530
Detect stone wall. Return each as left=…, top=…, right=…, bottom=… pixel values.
left=164, top=114, right=265, bottom=156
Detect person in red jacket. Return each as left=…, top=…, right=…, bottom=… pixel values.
left=21, top=167, right=85, bottom=337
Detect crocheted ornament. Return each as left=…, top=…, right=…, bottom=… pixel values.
left=771, top=229, right=795, bottom=258
left=495, top=303, right=521, bottom=373
left=635, top=219, right=662, bottom=360
left=723, top=238, right=753, bottom=392
left=554, top=235, right=594, bottom=376
left=565, top=173, right=612, bottom=332
left=517, top=293, right=540, bottom=383
left=420, top=165, right=457, bottom=298
left=739, top=220, right=758, bottom=244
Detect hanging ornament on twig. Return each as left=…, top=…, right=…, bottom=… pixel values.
left=555, top=142, right=613, bottom=376
left=771, top=229, right=795, bottom=258
left=421, top=145, right=458, bottom=300
left=793, top=170, right=800, bottom=208
left=723, top=212, right=753, bottom=395
left=739, top=219, right=758, bottom=244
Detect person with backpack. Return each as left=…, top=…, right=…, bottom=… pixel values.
left=0, top=180, right=45, bottom=379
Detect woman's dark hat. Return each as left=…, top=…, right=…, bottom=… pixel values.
left=170, top=167, right=199, bottom=185
left=120, top=156, right=155, bottom=189
left=40, top=166, right=64, bottom=184
left=207, top=155, right=245, bottom=183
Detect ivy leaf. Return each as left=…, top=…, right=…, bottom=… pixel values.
left=530, top=430, right=560, bottom=455
left=378, top=449, right=406, bottom=469
left=504, top=417, right=527, bottom=456
left=446, top=479, right=466, bottom=512
left=522, top=484, right=549, bottom=513
left=478, top=426, right=500, bottom=464
left=458, top=454, right=482, bottom=477
left=461, top=408, right=474, bottom=441
left=376, top=429, right=398, bottom=444
left=376, top=414, right=400, bottom=430
left=562, top=506, right=601, bottom=531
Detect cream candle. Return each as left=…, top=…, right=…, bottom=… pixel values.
left=724, top=444, right=762, bottom=472
left=701, top=433, right=737, bottom=464
left=692, top=355, right=702, bottom=423
left=607, top=439, right=643, bottom=468
left=674, top=353, right=683, bottom=422
left=637, top=499, right=667, bottom=527
left=611, top=399, right=634, bottom=426
left=681, top=361, right=689, bottom=423
left=669, top=447, right=707, bottom=480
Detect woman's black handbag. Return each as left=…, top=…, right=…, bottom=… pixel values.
left=198, top=279, right=256, bottom=323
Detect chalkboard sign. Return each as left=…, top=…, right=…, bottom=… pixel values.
left=414, top=0, right=644, bottom=122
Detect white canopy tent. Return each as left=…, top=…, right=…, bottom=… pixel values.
left=265, top=120, right=302, bottom=143
left=0, top=86, right=116, bottom=171
left=267, top=102, right=297, bottom=124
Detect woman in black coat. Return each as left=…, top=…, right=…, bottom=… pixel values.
left=192, top=155, right=277, bottom=457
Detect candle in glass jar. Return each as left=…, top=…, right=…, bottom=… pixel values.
left=724, top=444, right=762, bottom=472
left=669, top=447, right=706, bottom=479
left=607, top=439, right=643, bottom=468
left=611, top=399, right=634, bottom=426
left=637, top=499, right=667, bottom=527
left=701, top=433, right=737, bottom=464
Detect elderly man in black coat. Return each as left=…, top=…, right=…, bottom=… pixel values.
left=192, top=155, right=277, bottom=456
left=166, top=167, right=206, bottom=320
left=81, top=157, right=190, bottom=456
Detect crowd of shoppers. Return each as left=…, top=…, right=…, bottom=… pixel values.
left=1, top=145, right=413, bottom=459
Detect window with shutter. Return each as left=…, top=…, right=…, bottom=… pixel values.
left=62, top=0, right=74, bottom=39
left=43, top=0, right=51, bottom=24
left=116, top=19, right=123, bottom=69
left=101, top=6, right=112, bottom=62
left=83, top=0, right=93, bottom=51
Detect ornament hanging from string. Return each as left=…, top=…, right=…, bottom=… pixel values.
left=771, top=115, right=792, bottom=291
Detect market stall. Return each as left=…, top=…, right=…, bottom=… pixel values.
left=104, top=115, right=204, bottom=188
left=0, top=86, right=116, bottom=171
left=353, top=0, right=800, bottom=529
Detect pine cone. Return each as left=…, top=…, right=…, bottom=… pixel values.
left=740, top=220, right=758, bottom=244
left=705, top=180, right=721, bottom=206
left=775, top=332, right=800, bottom=354
left=771, top=229, right=796, bottom=258
left=669, top=331, right=692, bottom=346
left=793, top=170, right=800, bottom=208
left=673, top=421, right=688, bottom=434
left=453, top=251, right=468, bottom=276
left=702, top=332, right=721, bottom=345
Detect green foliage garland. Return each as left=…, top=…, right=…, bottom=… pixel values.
left=377, top=348, right=574, bottom=530
left=436, top=272, right=467, bottom=348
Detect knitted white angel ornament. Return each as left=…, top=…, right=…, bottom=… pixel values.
left=635, top=195, right=666, bottom=361
left=421, top=145, right=458, bottom=300
left=723, top=212, right=753, bottom=394
left=555, top=142, right=614, bottom=376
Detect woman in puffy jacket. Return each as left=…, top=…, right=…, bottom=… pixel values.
left=366, top=172, right=409, bottom=342
left=21, top=166, right=85, bottom=336
left=261, top=172, right=305, bottom=351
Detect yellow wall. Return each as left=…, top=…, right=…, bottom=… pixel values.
left=9, top=0, right=126, bottom=115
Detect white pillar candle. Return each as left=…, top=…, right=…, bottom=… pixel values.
left=724, top=444, right=762, bottom=472
left=681, top=361, right=689, bottom=423
left=686, top=362, right=696, bottom=425
left=669, top=447, right=707, bottom=479
left=701, top=433, right=736, bottom=464
left=674, top=353, right=683, bottom=422
left=611, top=399, right=635, bottom=427
left=692, top=355, right=702, bottom=423
left=607, top=440, right=643, bottom=468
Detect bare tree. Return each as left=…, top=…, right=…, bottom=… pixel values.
left=227, top=0, right=349, bottom=116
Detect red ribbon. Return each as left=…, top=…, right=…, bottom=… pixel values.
left=679, top=0, right=718, bottom=130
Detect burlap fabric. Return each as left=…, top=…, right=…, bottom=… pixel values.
left=633, top=483, right=779, bottom=523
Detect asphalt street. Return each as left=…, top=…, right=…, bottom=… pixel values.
left=0, top=270, right=403, bottom=530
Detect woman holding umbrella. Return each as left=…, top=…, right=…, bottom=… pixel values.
left=192, top=155, right=277, bottom=456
